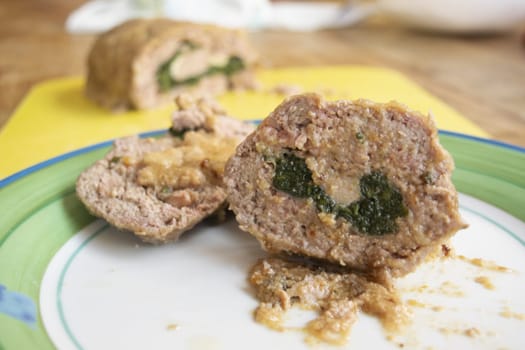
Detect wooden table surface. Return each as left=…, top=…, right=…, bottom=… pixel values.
left=1, top=0, right=524, bottom=147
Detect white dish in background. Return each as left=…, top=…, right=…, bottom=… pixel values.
left=65, top=0, right=525, bottom=34
left=375, top=0, right=525, bottom=33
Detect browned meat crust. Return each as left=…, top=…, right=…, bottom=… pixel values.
left=225, top=93, right=467, bottom=277
left=86, top=18, right=258, bottom=111
left=76, top=96, right=254, bottom=243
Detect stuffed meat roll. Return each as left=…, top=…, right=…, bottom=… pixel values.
left=225, top=94, right=466, bottom=277
left=86, top=19, right=258, bottom=110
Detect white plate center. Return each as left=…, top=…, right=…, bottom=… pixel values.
left=40, top=194, right=525, bottom=350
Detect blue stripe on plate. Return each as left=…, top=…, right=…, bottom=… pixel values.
left=1, top=127, right=523, bottom=189
left=438, top=130, right=525, bottom=153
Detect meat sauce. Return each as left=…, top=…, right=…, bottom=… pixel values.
left=249, top=257, right=408, bottom=345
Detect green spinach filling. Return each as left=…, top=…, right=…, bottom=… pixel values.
left=273, top=153, right=336, bottom=213
left=271, top=153, right=408, bottom=236
left=156, top=42, right=245, bottom=92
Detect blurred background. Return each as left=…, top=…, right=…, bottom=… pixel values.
left=1, top=0, right=524, bottom=146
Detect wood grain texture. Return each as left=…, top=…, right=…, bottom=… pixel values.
left=0, top=0, right=524, bottom=146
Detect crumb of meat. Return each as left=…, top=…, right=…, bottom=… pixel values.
left=436, top=281, right=464, bottom=298
left=166, top=324, right=178, bottom=331
left=171, top=93, right=225, bottom=131
left=171, top=93, right=254, bottom=139
left=269, top=84, right=303, bottom=96
left=463, top=327, right=481, bottom=337
left=406, top=299, right=426, bottom=308
left=249, top=257, right=409, bottom=345
left=438, top=327, right=483, bottom=338
left=474, top=276, right=495, bottom=290
left=499, top=306, right=525, bottom=320
left=456, top=255, right=512, bottom=273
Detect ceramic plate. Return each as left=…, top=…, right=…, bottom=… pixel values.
left=1, top=130, right=524, bottom=349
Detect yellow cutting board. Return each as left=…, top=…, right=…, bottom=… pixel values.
left=0, top=65, right=487, bottom=179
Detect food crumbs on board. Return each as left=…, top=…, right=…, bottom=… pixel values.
left=457, top=255, right=511, bottom=272
left=166, top=323, right=178, bottom=331
left=463, top=327, right=481, bottom=337
left=246, top=232, right=516, bottom=345
left=438, top=281, right=464, bottom=297
left=499, top=306, right=525, bottom=320
left=438, top=326, right=484, bottom=338
left=249, top=257, right=409, bottom=345
left=407, top=299, right=426, bottom=308
left=405, top=299, right=445, bottom=313
left=474, top=276, right=495, bottom=290
left=437, top=327, right=456, bottom=336
left=405, top=284, right=429, bottom=293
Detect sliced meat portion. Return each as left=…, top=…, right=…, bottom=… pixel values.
left=225, top=93, right=467, bottom=277
left=76, top=96, right=254, bottom=243
left=86, top=18, right=258, bottom=111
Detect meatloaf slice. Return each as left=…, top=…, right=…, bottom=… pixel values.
left=225, top=93, right=467, bottom=277
left=86, top=18, right=258, bottom=111
left=76, top=95, right=254, bottom=243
